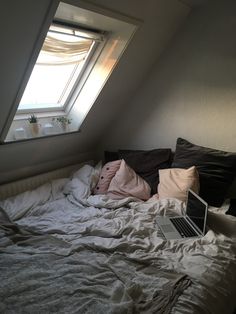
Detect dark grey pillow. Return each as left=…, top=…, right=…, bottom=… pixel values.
left=226, top=199, right=236, bottom=217
left=119, top=149, right=172, bottom=195
left=172, top=138, right=236, bottom=207
left=104, top=151, right=120, bottom=163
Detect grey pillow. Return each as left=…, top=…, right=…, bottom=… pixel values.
left=104, top=151, right=119, bottom=163
left=172, top=138, right=236, bottom=207
left=227, top=199, right=236, bottom=217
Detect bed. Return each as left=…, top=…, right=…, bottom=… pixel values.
left=0, top=138, right=236, bottom=314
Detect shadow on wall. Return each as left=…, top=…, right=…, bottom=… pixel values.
left=101, top=0, right=236, bottom=152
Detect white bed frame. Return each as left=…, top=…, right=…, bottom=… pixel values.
left=0, top=160, right=93, bottom=200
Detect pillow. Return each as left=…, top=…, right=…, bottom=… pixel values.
left=90, top=161, right=102, bottom=191
left=172, top=138, right=236, bottom=207
left=226, top=199, right=236, bottom=217
left=107, top=159, right=151, bottom=200
left=94, top=160, right=121, bottom=195
left=64, top=163, right=102, bottom=194
left=104, top=151, right=120, bottom=163
left=72, top=164, right=96, bottom=185
left=157, top=166, right=199, bottom=202
left=118, top=149, right=172, bottom=195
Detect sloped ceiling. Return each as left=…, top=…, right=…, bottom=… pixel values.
left=99, top=0, right=236, bottom=154
left=0, top=0, right=191, bottom=183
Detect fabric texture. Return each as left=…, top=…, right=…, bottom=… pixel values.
left=157, top=166, right=199, bottom=202
left=107, top=159, right=151, bottom=200
left=172, top=138, right=236, bottom=207
left=0, top=164, right=236, bottom=314
left=94, top=160, right=121, bottom=195
left=63, top=163, right=102, bottom=200
left=104, top=151, right=120, bottom=163
left=119, top=148, right=172, bottom=195
left=40, top=32, right=93, bottom=65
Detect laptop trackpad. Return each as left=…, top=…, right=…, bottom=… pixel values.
left=161, top=224, right=176, bottom=233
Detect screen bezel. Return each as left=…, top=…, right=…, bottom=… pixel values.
left=186, top=189, right=208, bottom=235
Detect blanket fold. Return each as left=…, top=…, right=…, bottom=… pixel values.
left=106, top=253, right=191, bottom=314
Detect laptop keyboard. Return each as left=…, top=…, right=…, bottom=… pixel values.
left=170, top=217, right=198, bottom=238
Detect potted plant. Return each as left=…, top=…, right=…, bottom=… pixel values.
left=52, top=116, right=72, bottom=132
left=28, top=114, right=39, bottom=136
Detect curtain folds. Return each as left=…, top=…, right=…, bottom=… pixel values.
left=37, top=34, right=93, bottom=66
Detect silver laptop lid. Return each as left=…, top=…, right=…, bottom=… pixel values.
left=186, top=189, right=208, bottom=235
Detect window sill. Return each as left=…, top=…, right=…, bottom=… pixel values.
left=3, top=128, right=81, bottom=144
left=4, top=115, right=76, bottom=142
left=14, top=110, right=66, bottom=121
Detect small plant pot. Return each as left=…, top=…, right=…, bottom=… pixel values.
left=60, top=122, right=68, bottom=132
left=29, top=122, right=39, bottom=136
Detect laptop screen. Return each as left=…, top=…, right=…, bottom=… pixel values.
left=186, top=190, right=208, bottom=234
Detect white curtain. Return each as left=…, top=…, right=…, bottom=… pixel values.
left=37, top=33, right=93, bottom=66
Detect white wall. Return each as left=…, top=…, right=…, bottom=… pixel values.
left=0, top=0, right=189, bottom=183
left=101, top=1, right=236, bottom=153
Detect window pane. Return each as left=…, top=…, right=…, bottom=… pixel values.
left=19, top=63, right=77, bottom=109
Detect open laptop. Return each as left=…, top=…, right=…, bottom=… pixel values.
left=156, top=189, right=208, bottom=240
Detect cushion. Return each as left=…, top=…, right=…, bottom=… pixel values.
left=107, top=159, right=151, bottom=200
left=64, top=163, right=102, bottom=195
left=157, top=166, right=199, bottom=202
left=72, top=164, right=96, bottom=185
left=226, top=199, right=236, bottom=217
left=94, top=160, right=121, bottom=195
left=118, top=149, right=172, bottom=195
left=172, top=138, right=236, bottom=207
left=104, top=151, right=120, bottom=163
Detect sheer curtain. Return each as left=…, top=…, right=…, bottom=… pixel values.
left=38, top=33, right=93, bottom=65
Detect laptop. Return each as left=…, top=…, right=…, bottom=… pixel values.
left=156, top=189, right=208, bottom=240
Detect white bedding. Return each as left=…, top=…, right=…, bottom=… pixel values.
left=0, top=164, right=236, bottom=314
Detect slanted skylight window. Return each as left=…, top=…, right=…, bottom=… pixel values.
left=2, top=1, right=138, bottom=143
left=18, top=23, right=100, bottom=112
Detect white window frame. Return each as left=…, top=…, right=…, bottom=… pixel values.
left=17, top=21, right=107, bottom=115
left=2, top=0, right=139, bottom=142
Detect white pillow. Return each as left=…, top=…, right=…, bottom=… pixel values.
left=64, top=162, right=102, bottom=195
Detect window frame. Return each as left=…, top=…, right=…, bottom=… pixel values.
left=1, top=0, right=139, bottom=143
left=16, top=21, right=107, bottom=116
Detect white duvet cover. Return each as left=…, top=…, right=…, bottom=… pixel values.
left=0, top=164, right=236, bottom=314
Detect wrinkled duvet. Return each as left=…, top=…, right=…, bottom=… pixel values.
left=0, top=165, right=236, bottom=314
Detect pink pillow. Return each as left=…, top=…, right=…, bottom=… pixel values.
left=157, top=166, right=199, bottom=201
left=94, top=160, right=121, bottom=194
left=107, top=159, right=151, bottom=200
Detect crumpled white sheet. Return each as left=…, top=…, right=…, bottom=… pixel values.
left=0, top=164, right=236, bottom=314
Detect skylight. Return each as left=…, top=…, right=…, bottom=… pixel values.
left=2, top=1, right=138, bottom=143
left=18, top=24, right=96, bottom=112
